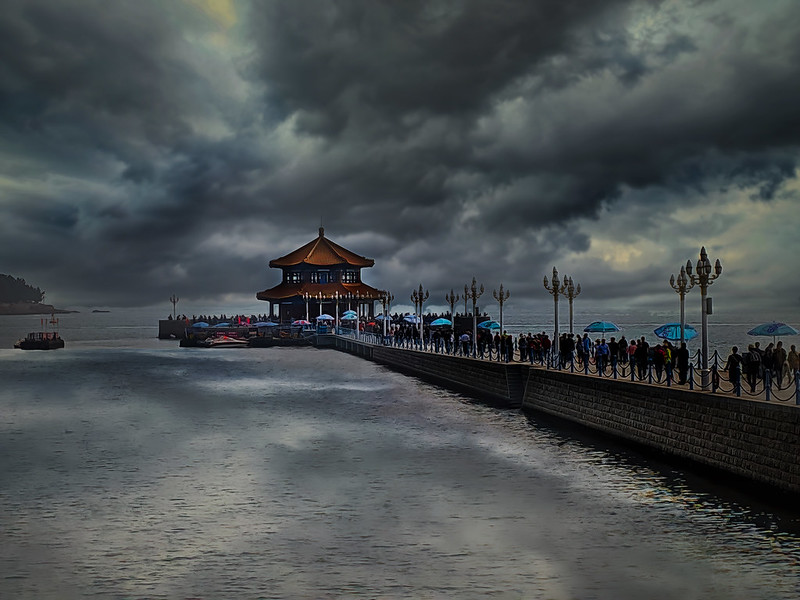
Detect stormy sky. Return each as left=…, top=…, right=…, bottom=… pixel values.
left=1, top=0, right=799, bottom=319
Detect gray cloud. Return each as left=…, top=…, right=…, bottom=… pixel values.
left=0, top=0, right=798, bottom=316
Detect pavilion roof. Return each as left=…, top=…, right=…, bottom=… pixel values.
left=269, top=227, right=374, bottom=268
left=256, top=281, right=384, bottom=302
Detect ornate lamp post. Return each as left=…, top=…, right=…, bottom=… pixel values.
left=355, top=291, right=362, bottom=340
left=380, top=291, right=394, bottom=339
left=463, top=284, right=469, bottom=318
left=492, top=284, right=510, bottom=333
left=411, top=284, right=429, bottom=348
left=685, top=246, right=722, bottom=389
left=543, top=267, right=565, bottom=358
left=316, top=292, right=325, bottom=329
left=669, top=266, right=695, bottom=346
left=560, top=276, right=581, bottom=334
left=445, top=288, right=460, bottom=329
left=169, top=294, right=179, bottom=318
left=303, top=291, right=310, bottom=322
left=334, top=291, right=340, bottom=334
left=465, top=277, right=484, bottom=357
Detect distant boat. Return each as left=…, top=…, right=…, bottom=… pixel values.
left=92, top=309, right=110, bottom=313
left=202, top=335, right=249, bottom=348
left=14, top=314, right=65, bottom=350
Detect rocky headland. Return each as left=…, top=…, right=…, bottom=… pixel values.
left=0, top=302, right=77, bottom=315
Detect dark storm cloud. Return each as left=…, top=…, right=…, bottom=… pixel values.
left=245, top=0, right=800, bottom=240
left=0, top=0, right=799, bottom=309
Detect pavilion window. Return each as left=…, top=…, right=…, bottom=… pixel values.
left=287, top=272, right=302, bottom=284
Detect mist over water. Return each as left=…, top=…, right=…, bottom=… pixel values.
left=1, top=310, right=800, bottom=598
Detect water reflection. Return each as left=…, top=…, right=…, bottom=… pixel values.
left=1, top=346, right=799, bottom=598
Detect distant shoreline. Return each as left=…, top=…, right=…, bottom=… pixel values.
left=0, top=302, right=78, bottom=315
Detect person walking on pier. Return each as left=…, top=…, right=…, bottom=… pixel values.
left=788, top=345, right=799, bottom=378
left=745, top=344, right=761, bottom=393
left=460, top=332, right=470, bottom=356
left=628, top=339, right=638, bottom=376
left=635, top=337, right=649, bottom=380
left=774, top=341, right=787, bottom=386
left=608, top=337, right=619, bottom=375
left=724, top=346, right=743, bottom=392
left=596, top=339, right=609, bottom=375
left=653, top=342, right=666, bottom=382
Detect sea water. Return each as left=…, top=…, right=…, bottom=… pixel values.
left=1, top=310, right=800, bottom=599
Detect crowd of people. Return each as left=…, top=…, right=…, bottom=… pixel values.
left=723, top=341, right=799, bottom=392
left=379, top=321, right=799, bottom=394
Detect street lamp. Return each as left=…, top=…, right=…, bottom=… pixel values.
left=669, top=265, right=695, bottom=346
left=411, top=284, right=429, bottom=348
left=316, top=292, right=325, bottom=330
left=445, top=288, right=460, bottom=330
left=465, top=277, right=484, bottom=357
left=685, top=246, right=722, bottom=389
left=560, top=276, right=581, bottom=334
left=380, top=291, right=394, bottom=340
left=355, top=291, right=362, bottom=340
left=169, top=294, right=179, bottom=319
left=303, top=292, right=310, bottom=323
left=334, top=291, right=340, bottom=335
left=492, top=284, right=510, bottom=333
left=543, top=267, right=565, bottom=359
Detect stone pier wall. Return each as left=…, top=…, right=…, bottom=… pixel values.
left=332, top=337, right=524, bottom=408
left=320, top=337, right=800, bottom=494
left=522, top=368, right=800, bottom=495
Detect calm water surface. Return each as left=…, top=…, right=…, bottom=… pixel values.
left=1, top=312, right=800, bottom=598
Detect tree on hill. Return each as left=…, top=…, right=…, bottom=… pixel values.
left=0, top=274, right=46, bottom=304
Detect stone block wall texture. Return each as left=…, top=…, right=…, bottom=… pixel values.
left=522, top=368, right=800, bottom=494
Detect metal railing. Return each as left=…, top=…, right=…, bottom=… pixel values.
left=341, top=331, right=800, bottom=405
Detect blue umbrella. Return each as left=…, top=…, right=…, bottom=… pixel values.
left=340, top=314, right=357, bottom=320
left=192, top=322, right=209, bottom=328
left=654, top=322, right=698, bottom=341
left=583, top=321, right=620, bottom=333
left=213, top=322, right=230, bottom=327
left=478, top=320, right=501, bottom=330
left=430, top=318, right=452, bottom=326
left=316, top=314, right=335, bottom=321
left=747, top=321, right=799, bottom=343
left=253, top=321, right=275, bottom=327
left=404, top=314, right=420, bottom=324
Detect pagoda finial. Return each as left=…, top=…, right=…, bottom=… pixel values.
left=319, top=226, right=325, bottom=237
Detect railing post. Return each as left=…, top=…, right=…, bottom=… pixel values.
left=795, top=370, right=799, bottom=405
left=765, top=370, right=771, bottom=402
left=711, top=365, right=718, bottom=393
left=584, top=358, right=589, bottom=375
left=688, top=364, right=694, bottom=390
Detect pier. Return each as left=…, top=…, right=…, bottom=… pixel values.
left=320, top=334, right=800, bottom=497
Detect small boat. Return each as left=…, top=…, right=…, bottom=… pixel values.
left=14, top=315, right=65, bottom=350
left=203, top=335, right=249, bottom=348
